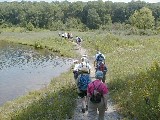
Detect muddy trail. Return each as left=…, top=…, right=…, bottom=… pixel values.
left=70, top=43, right=123, bottom=120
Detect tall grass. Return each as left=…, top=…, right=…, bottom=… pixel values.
left=1, top=30, right=160, bottom=119
left=82, top=31, right=160, bottom=119
left=0, top=71, right=77, bottom=120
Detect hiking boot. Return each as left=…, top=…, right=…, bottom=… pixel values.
left=86, top=105, right=88, bottom=111
left=82, top=108, right=85, bottom=113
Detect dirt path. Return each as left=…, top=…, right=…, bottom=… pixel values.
left=71, top=43, right=123, bottom=120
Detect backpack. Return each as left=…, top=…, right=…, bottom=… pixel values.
left=78, top=74, right=91, bottom=91
left=97, top=62, right=105, bottom=72
left=96, top=54, right=104, bottom=62
left=80, top=62, right=89, bottom=73
left=78, top=37, right=81, bottom=42
left=96, top=62, right=107, bottom=73
left=90, top=82, right=102, bottom=103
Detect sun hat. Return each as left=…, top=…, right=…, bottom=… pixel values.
left=95, top=71, right=103, bottom=79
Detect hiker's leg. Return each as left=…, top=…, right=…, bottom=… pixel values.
left=82, top=91, right=87, bottom=109
left=82, top=97, right=86, bottom=109
left=102, top=73, right=106, bottom=83
left=98, top=100, right=105, bottom=120
left=88, top=101, right=98, bottom=120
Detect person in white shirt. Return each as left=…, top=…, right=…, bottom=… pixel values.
left=78, top=57, right=91, bottom=74
left=81, top=54, right=89, bottom=63
left=73, top=60, right=79, bottom=80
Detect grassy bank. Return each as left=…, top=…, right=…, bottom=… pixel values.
left=0, top=71, right=77, bottom=120
left=0, top=31, right=78, bottom=58
left=0, top=30, right=79, bottom=120
left=81, top=32, right=160, bottom=119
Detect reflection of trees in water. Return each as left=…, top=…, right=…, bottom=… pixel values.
left=0, top=45, right=71, bottom=70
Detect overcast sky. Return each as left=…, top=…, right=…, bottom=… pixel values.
left=0, top=0, right=159, bottom=3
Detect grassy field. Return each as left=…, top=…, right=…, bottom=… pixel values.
left=0, top=29, right=159, bottom=119
left=82, top=32, right=160, bottom=119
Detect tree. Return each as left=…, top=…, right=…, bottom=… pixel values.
left=129, top=7, right=155, bottom=29
left=26, top=22, right=34, bottom=31
left=86, top=8, right=101, bottom=29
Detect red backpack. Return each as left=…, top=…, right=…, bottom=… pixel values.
left=97, top=62, right=105, bottom=72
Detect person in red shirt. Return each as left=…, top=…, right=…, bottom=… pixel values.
left=87, top=71, right=108, bottom=120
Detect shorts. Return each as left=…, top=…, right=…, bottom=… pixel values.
left=78, top=90, right=87, bottom=98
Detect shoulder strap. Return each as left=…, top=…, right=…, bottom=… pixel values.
left=92, top=81, right=102, bottom=90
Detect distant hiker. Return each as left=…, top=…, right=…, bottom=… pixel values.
left=58, top=32, right=61, bottom=37
left=67, top=33, right=70, bottom=39
left=76, top=36, right=82, bottom=46
left=95, top=61, right=107, bottom=83
left=61, top=33, right=64, bottom=38
left=76, top=65, right=91, bottom=113
left=87, top=71, right=108, bottom=120
left=73, top=60, right=79, bottom=80
left=64, top=32, right=67, bottom=39
left=94, top=51, right=105, bottom=67
left=70, top=33, right=73, bottom=39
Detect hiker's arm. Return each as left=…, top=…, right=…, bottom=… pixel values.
left=94, top=60, right=97, bottom=67
left=103, top=94, right=108, bottom=111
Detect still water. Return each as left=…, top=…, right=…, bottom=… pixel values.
left=0, top=41, right=73, bottom=106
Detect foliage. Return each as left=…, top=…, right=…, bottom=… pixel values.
left=26, top=22, right=34, bottom=31
left=110, top=62, right=160, bottom=119
left=129, top=7, right=155, bottom=30
left=81, top=31, right=160, bottom=119
left=0, top=1, right=160, bottom=31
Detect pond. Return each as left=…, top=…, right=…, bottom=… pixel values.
left=0, top=41, right=73, bottom=106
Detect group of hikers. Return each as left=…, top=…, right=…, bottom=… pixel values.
left=58, top=32, right=82, bottom=47
left=72, top=50, right=108, bottom=120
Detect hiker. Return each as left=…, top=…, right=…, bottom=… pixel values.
left=61, top=33, right=64, bottom=38
left=58, top=32, right=61, bottom=37
left=76, top=62, right=91, bottom=113
left=73, top=60, right=79, bottom=80
left=81, top=54, right=89, bottom=64
left=95, top=61, right=107, bottom=83
left=64, top=32, right=68, bottom=39
left=70, top=33, right=73, bottom=39
left=78, top=58, right=91, bottom=74
left=76, top=36, right=82, bottom=45
left=67, top=33, right=70, bottom=39
left=94, top=51, right=105, bottom=67
left=87, top=71, right=108, bottom=120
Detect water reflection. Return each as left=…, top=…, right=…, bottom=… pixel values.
left=0, top=41, right=73, bottom=106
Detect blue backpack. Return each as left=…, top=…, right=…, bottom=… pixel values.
left=96, top=54, right=104, bottom=62
left=78, top=74, right=91, bottom=91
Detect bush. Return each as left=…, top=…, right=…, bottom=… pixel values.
left=26, top=22, right=34, bottom=31
left=110, top=62, right=160, bottom=119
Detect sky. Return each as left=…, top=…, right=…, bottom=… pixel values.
left=0, top=0, right=159, bottom=3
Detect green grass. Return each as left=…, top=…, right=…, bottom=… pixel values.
left=0, top=31, right=79, bottom=58
left=0, top=29, right=160, bottom=119
left=0, top=71, right=77, bottom=120
left=81, top=31, right=160, bottom=119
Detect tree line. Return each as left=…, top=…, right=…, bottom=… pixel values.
left=0, top=0, right=160, bottom=31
